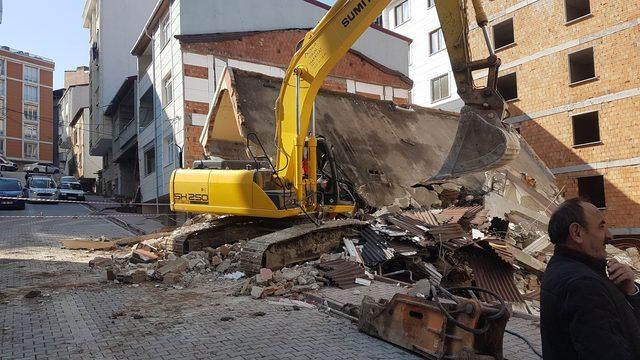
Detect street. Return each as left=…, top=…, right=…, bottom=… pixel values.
left=0, top=201, right=543, bottom=359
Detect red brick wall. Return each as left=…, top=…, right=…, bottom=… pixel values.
left=39, top=143, right=52, bottom=162
left=39, top=87, right=53, bottom=143
left=184, top=65, right=208, bottom=79
left=180, top=30, right=411, bottom=89
left=6, top=79, right=22, bottom=138
left=184, top=125, right=205, bottom=168
left=185, top=100, right=209, bottom=115
left=6, top=139, right=21, bottom=158
left=6, top=60, right=22, bottom=79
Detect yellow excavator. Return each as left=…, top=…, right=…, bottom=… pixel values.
left=170, top=0, right=519, bottom=220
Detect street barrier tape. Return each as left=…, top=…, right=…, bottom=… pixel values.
left=0, top=213, right=175, bottom=219
left=0, top=195, right=171, bottom=206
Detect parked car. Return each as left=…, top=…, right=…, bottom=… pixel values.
left=24, top=176, right=59, bottom=203
left=60, top=176, right=79, bottom=184
left=59, top=182, right=85, bottom=201
left=0, top=155, right=18, bottom=172
left=23, top=162, right=60, bottom=174
left=0, top=177, right=26, bottom=209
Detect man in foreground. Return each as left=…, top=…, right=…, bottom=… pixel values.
left=541, top=198, right=640, bottom=359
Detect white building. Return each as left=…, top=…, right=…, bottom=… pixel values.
left=82, top=0, right=157, bottom=197
left=130, top=0, right=411, bottom=206
left=381, top=0, right=464, bottom=111
left=69, top=107, right=102, bottom=190
left=57, top=82, right=89, bottom=174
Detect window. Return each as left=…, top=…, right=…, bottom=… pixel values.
left=160, top=15, right=171, bottom=47
left=427, top=0, right=435, bottom=8
left=0, top=98, right=5, bottom=136
left=429, top=28, right=446, bottom=54
left=144, top=143, right=156, bottom=176
left=0, top=79, right=5, bottom=97
left=24, top=66, right=39, bottom=83
left=139, top=87, right=154, bottom=129
left=0, top=140, right=4, bottom=155
left=493, top=19, right=515, bottom=50
left=24, top=142, right=38, bottom=159
left=497, top=73, right=518, bottom=101
left=23, top=104, right=38, bottom=122
left=568, top=47, right=595, bottom=84
left=572, top=111, right=600, bottom=146
left=0, top=59, right=5, bottom=76
left=431, top=73, right=449, bottom=103
left=162, top=75, right=173, bottom=106
left=565, top=0, right=591, bottom=22
left=394, top=1, right=410, bottom=27
left=23, top=123, right=38, bottom=140
left=24, top=85, right=38, bottom=103
left=163, top=135, right=174, bottom=166
left=578, top=175, right=606, bottom=208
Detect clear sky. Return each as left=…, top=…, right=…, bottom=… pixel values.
left=0, top=0, right=89, bottom=90
left=0, top=0, right=339, bottom=90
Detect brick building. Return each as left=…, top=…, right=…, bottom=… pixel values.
left=0, top=46, right=55, bottom=166
left=467, top=0, right=640, bottom=235
left=130, top=0, right=411, bottom=207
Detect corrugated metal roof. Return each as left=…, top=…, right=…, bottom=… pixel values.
left=360, top=227, right=393, bottom=267
left=317, top=259, right=365, bottom=289
left=385, top=214, right=430, bottom=237
left=403, top=210, right=440, bottom=227
left=436, top=206, right=483, bottom=225
left=427, top=223, right=468, bottom=242
left=464, top=247, right=524, bottom=303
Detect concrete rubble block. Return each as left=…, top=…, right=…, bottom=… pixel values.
left=251, top=286, right=265, bottom=299
left=163, top=273, right=182, bottom=285
left=392, top=196, right=412, bottom=210
left=216, top=259, right=233, bottom=273
left=131, top=269, right=147, bottom=284
left=281, top=268, right=303, bottom=282
left=89, top=257, right=112, bottom=268
left=157, top=258, right=189, bottom=277
left=409, top=187, right=442, bottom=208
left=210, top=255, right=223, bottom=266
left=132, top=249, right=159, bottom=263
left=441, top=182, right=462, bottom=192
left=263, top=285, right=285, bottom=297
left=216, top=245, right=232, bottom=258
left=257, top=268, right=273, bottom=283
left=296, top=275, right=310, bottom=286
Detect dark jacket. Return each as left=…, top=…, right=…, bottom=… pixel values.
left=540, top=246, right=640, bottom=359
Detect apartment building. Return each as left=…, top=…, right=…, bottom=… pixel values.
left=464, top=0, right=640, bottom=235
left=69, top=106, right=101, bottom=191
left=130, top=0, right=411, bottom=207
left=0, top=46, right=55, bottom=165
left=380, top=0, right=463, bottom=111
left=57, top=68, right=89, bottom=174
left=82, top=0, right=157, bottom=198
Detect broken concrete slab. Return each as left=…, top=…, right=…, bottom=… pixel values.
left=216, top=259, right=232, bottom=273
left=132, top=249, right=158, bottom=263
left=267, top=298, right=315, bottom=309
left=157, top=258, right=189, bottom=277
left=89, top=257, right=112, bottom=268
left=60, top=239, right=116, bottom=250
left=251, top=286, right=265, bottom=299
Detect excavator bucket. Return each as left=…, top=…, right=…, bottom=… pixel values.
left=431, top=105, right=520, bottom=180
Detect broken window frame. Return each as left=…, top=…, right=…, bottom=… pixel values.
left=568, top=47, right=597, bottom=85
left=565, top=0, right=592, bottom=24
left=496, top=72, right=518, bottom=102
left=577, top=175, right=606, bottom=209
left=429, top=28, right=446, bottom=55
left=431, top=73, right=450, bottom=103
left=492, top=18, right=515, bottom=51
left=571, top=111, right=601, bottom=147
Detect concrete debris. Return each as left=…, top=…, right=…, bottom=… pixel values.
left=223, top=271, right=246, bottom=280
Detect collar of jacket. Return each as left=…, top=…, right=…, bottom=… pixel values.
left=554, top=245, right=607, bottom=277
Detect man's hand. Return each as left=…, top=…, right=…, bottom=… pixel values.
left=607, top=259, right=638, bottom=295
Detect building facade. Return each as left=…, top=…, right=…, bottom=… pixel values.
left=69, top=107, right=101, bottom=191
left=381, top=0, right=463, bottom=111
left=57, top=68, right=89, bottom=174
left=465, top=0, right=640, bottom=235
left=0, top=46, right=55, bottom=165
left=130, top=0, right=412, bottom=207
left=82, top=0, right=157, bottom=198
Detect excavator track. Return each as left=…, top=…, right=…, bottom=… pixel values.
left=240, top=219, right=366, bottom=275
left=169, top=216, right=311, bottom=255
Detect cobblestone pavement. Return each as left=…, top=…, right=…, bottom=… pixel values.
left=0, top=202, right=542, bottom=359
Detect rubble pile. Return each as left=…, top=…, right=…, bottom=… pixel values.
left=234, top=264, right=324, bottom=299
